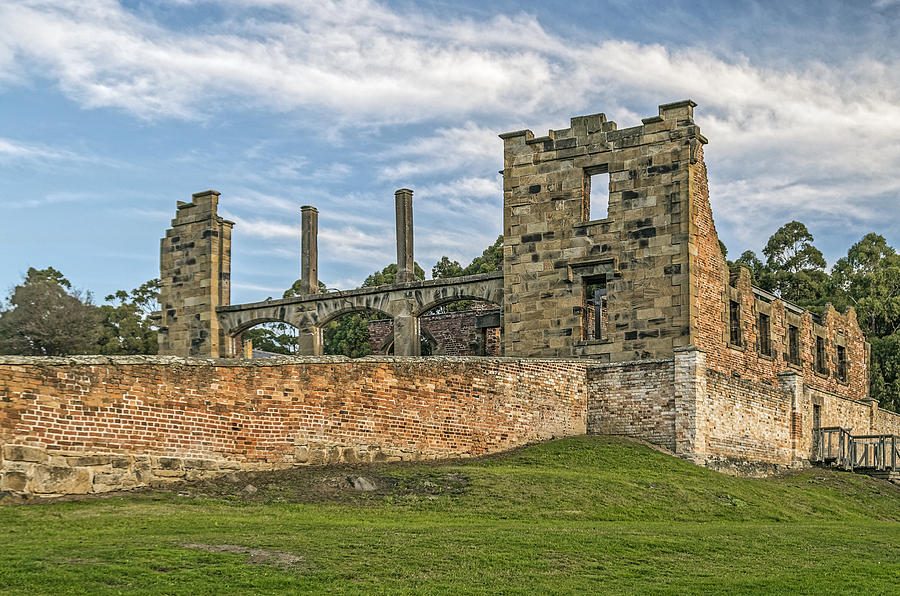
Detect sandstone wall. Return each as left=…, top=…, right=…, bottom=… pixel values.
left=500, top=101, right=704, bottom=360
left=0, top=356, right=587, bottom=497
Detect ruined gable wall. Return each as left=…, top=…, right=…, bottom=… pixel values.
left=0, top=356, right=586, bottom=496
left=157, top=191, right=233, bottom=358
left=501, top=101, right=703, bottom=360
left=687, top=143, right=869, bottom=401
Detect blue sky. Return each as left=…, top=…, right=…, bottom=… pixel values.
left=2, top=0, right=900, bottom=305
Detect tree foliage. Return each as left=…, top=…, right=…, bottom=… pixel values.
left=95, top=279, right=160, bottom=355
left=0, top=267, right=100, bottom=355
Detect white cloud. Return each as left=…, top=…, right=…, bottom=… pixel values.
left=3, top=0, right=900, bottom=260
left=224, top=214, right=300, bottom=240
left=378, top=123, right=501, bottom=180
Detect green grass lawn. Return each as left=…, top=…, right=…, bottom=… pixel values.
left=1, top=436, right=898, bottom=594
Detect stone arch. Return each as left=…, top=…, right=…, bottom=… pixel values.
left=414, top=288, right=503, bottom=318
left=226, top=317, right=300, bottom=358
left=315, top=305, right=394, bottom=329
left=228, top=316, right=297, bottom=338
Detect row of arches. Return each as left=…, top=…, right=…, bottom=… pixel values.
left=229, top=298, right=502, bottom=358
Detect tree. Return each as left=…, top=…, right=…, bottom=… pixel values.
left=0, top=267, right=100, bottom=355
left=763, top=221, right=827, bottom=273
left=95, top=279, right=160, bottom=355
left=431, top=256, right=464, bottom=279
left=733, top=250, right=772, bottom=290
left=363, top=262, right=425, bottom=287
left=761, top=222, right=827, bottom=306
left=869, top=335, right=900, bottom=413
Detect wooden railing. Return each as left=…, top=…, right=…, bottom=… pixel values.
left=812, top=427, right=899, bottom=472
left=813, top=426, right=853, bottom=470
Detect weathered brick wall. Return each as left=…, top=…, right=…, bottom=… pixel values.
left=700, top=370, right=794, bottom=465
left=687, top=142, right=869, bottom=402
left=0, top=356, right=586, bottom=496
left=586, top=359, right=676, bottom=450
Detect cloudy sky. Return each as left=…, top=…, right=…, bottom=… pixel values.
left=2, top=0, right=900, bottom=304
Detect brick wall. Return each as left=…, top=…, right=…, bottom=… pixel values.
left=687, top=142, right=869, bottom=402
left=700, top=370, right=794, bottom=465
left=586, top=359, right=676, bottom=449
left=0, top=356, right=586, bottom=496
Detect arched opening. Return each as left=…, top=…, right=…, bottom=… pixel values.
left=230, top=319, right=300, bottom=358
left=320, top=307, right=392, bottom=358
left=416, top=296, right=502, bottom=356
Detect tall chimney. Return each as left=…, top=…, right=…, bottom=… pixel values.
left=300, top=205, right=319, bottom=294
left=395, top=189, right=414, bottom=283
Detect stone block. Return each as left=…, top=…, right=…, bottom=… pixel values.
left=1, top=471, right=29, bottom=492
left=66, top=454, right=113, bottom=467
left=294, top=445, right=309, bottom=463
left=151, top=456, right=183, bottom=471
left=3, top=445, right=48, bottom=463
left=184, top=458, right=219, bottom=470
left=93, top=470, right=138, bottom=493
left=31, top=465, right=92, bottom=494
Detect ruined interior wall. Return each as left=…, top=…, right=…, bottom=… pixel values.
left=0, top=356, right=587, bottom=496
left=501, top=101, right=703, bottom=360
left=368, top=309, right=502, bottom=356
left=586, top=359, right=676, bottom=450
left=687, top=144, right=868, bottom=402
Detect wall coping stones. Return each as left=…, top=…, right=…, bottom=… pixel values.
left=0, top=355, right=683, bottom=369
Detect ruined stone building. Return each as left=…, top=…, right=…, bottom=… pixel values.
left=2, top=100, right=897, bottom=498
left=155, top=99, right=869, bottom=403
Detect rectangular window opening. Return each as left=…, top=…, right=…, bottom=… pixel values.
left=837, top=345, right=848, bottom=382
left=729, top=300, right=742, bottom=347
left=788, top=325, right=800, bottom=365
left=582, top=277, right=608, bottom=341
left=758, top=313, right=771, bottom=356
left=583, top=169, right=609, bottom=221
left=815, top=336, right=827, bottom=374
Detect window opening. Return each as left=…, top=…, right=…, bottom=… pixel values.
left=837, top=345, right=848, bottom=382
left=815, top=336, right=827, bottom=374
left=788, top=325, right=800, bottom=365
left=583, top=169, right=609, bottom=221
left=582, top=277, right=608, bottom=341
left=729, top=300, right=742, bottom=347
left=758, top=312, right=771, bottom=356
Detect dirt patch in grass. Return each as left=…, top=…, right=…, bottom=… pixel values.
left=169, top=464, right=472, bottom=505
left=182, top=543, right=303, bottom=569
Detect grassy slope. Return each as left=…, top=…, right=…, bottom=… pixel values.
left=0, top=436, right=898, bottom=594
